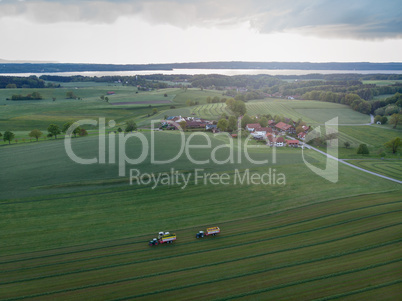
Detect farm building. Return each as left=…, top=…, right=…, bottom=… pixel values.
left=275, top=122, right=295, bottom=134
left=246, top=123, right=261, bottom=132
left=267, top=136, right=285, bottom=147
left=206, top=124, right=217, bottom=131
left=297, top=132, right=306, bottom=140
left=286, top=139, right=300, bottom=147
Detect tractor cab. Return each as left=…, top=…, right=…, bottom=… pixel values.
left=196, top=231, right=204, bottom=238
left=149, top=238, right=158, bottom=246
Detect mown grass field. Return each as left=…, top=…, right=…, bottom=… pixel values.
left=0, top=87, right=223, bottom=132
left=172, top=88, right=222, bottom=105
left=1, top=83, right=401, bottom=300
left=191, top=103, right=231, bottom=119
left=1, top=131, right=400, bottom=201
left=246, top=99, right=370, bottom=125
left=0, top=190, right=400, bottom=300
left=335, top=125, right=402, bottom=159
left=345, top=159, right=402, bottom=181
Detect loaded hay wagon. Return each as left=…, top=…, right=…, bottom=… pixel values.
left=149, top=231, right=176, bottom=246
left=196, top=226, right=220, bottom=238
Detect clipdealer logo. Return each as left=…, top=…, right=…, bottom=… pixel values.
left=64, top=118, right=277, bottom=173
left=64, top=117, right=339, bottom=187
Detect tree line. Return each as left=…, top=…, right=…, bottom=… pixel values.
left=1, top=123, right=88, bottom=145
left=0, top=75, right=45, bottom=89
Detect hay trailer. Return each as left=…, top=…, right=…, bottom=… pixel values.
left=196, top=227, right=220, bottom=238
left=149, top=232, right=177, bottom=246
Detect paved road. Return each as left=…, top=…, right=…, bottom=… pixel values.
left=293, top=114, right=401, bottom=184
left=306, top=145, right=402, bottom=184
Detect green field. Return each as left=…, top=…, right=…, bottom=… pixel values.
left=362, top=80, right=402, bottom=86
left=0, top=189, right=400, bottom=300
left=171, top=88, right=222, bottom=105
left=1, top=83, right=401, bottom=300
left=336, top=125, right=402, bottom=157
left=246, top=99, right=371, bottom=125
left=345, top=159, right=402, bottom=181
left=0, top=87, right=224, bottom=131
left=190, top=103, right=231, bottom=119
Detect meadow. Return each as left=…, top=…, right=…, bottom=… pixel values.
left=0, top=87, right=222, bottom=132
left=345, top=159, right=402, bottom=181
left=246, top=99, right=371, bottom=125
left=335, top=125, right=402, bottom=158
left=0, top=185, right=400, bottom=300
left=0, top=83, right=401, bottom=300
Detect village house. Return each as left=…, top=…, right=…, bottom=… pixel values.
left=251, top=127, right=273, bottom=139
left=297, top=132, right=306, bottom=140
left=206, top=124, right=217, bottom=131
left=267, top=136, right=285, bottom=147
left=286, top=139, right=300, bottom=147
left=246, top=123, right=261, bottom=132
left=275, top=121, right=296, bottom=134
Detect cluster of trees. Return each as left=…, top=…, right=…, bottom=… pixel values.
left=190, top=74, right=282, bottom=90
left=186, top=99, right=200, bottom=106
left=227, top=90, right=265, bottom=101
left=307, top=130, right=338, bottom=147
left=384, top=137, right=402, bottom=154
left=276, top=73, right=402, bottom=81
left=0, top=75, right=45, bottom=89
left=357, top=144, right=370, bottom=155
left=9, top=91, right=43, bottom=101
left=100, top=95, right=109, bottom=102
left=225, top=99, right=246, bottom=116
left=388, top=113, right=401, bottom=128
left=206, top=96, right=226, bottom=103
left=283, top=82, right=402, bottom=101
left=125, top=120, right=137, bottom=132
left=47, top=122, right=88, bottom=139
left=1, top=123, right=88, bottom=145
left=372, top=93, right=402, bottom=116
left=354, top=138, right=402, bottom=155
left=39, top=74, right=168, bottom=90
left=301, top=91, right=372, bottom=114
left=374, top=115, right=388, bottom=124
left=374, top=113, right=402, bottom=129
left=217, top=115, right=238, bottom=132
left=66, top=91, right=79, bottom=99
left=2, top=131, right=14, bottom=144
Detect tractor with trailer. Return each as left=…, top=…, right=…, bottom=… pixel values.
left=196, top=226, right=220, bottom=238
left=149, top=231, right=176, bottom=246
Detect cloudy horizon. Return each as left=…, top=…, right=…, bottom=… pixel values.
left=1, top=0, right=401, bottom=64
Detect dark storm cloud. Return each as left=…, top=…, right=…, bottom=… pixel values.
left=0, top=0, right=401, bottom=39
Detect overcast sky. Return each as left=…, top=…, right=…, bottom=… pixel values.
left=1, top=0, right=401, bottom=64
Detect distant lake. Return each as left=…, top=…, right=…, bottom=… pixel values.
left=2, top=69, right=402, bottom=77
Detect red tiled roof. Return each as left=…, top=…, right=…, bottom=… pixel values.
left=255, top=127, right=272, bottom=132
left=286, top=139, right=299, bottom=144
left=246, top=123, right=261, bottom=129
left=275, top=122, right=292, bottom=131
